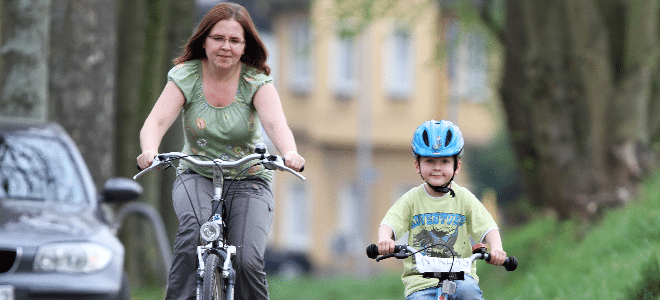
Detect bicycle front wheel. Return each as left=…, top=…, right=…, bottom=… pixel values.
left=202, top=253, right=226, bottom=300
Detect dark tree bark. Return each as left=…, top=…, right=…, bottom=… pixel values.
left=115, top=0, right=195, bottom=287
left=0, top=0, right=51, bottom=120
left=48, top=0, right=117, bottom=185
left=500, top=0, right=660, bottom=219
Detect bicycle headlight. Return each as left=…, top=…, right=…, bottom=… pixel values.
left=34, top=243, right=112, bottom=273
left=200, top=222, right=221, bottom=242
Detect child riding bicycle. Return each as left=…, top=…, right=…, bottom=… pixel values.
left=376, top=120, right=507, bottom=300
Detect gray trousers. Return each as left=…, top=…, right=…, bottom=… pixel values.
left=165, top=171, right=274, bottom=300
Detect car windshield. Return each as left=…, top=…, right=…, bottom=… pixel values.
left=0, top=134, right=89, bottom=205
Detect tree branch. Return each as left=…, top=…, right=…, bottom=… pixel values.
left=478, top=0, right=506, bottom=44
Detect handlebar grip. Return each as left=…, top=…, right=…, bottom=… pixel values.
left=503, top=256, right=518, bottom=271
left=484, top=254, right=518, bottom=271
left=366, top=244, right=378, bottom=259
left=366, top=244, right=406, bottom=259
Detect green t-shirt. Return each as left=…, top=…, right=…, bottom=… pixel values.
left=380, top=183, right=498, bottom=297
left=167, top=59, right=273, bottom=181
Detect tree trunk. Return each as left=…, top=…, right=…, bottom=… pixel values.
left=115, top=0, right=194, bottom=287
left=48, top=0, right=117, bottom=186
left=501, top=0, right=660, bottom=219
left=0, top=0, right=50, bottom=121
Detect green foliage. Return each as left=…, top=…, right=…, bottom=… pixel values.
left=628, top=254, right=660, bottom=300
left=464, top=129, right=523, bottom=206
left=478, top=171, right=660, bottom=299
left=330, top=0, right=435, bottom=37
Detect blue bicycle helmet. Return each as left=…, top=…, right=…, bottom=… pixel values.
left=412, top=120, right=464, bottom=158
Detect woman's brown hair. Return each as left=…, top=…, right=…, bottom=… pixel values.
left=173, top=2, right=270, bottom=75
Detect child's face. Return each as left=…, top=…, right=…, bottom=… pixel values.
left=415, top=156, right=461, bottom=187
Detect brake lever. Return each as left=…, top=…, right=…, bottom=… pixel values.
left=133, top=155, right=167, bottom=180
left=375, top=254, right=395, bottom=262
left=263, top=155, right=306, bottom=181
left=285, top=158, right=304, bottom=172
left=281, top=156, right=305, bottom=172
left=375, top=248, right=410, bottom=262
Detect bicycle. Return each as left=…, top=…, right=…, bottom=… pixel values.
left=366, top=242, right=517, bottom=297
left=134, top=143, right=305, bottom=300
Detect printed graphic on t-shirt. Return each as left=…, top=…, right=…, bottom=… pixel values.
left=411, top=212, right=466, bottom=258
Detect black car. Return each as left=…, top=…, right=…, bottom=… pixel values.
left=264, top=247, right=313, bottom=279
left=0, top=121, right=142, bottom=300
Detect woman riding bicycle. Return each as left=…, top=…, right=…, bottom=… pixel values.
left=136, top=3, right=304, bottom=300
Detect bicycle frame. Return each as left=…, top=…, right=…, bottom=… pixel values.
left=134, top=143, right=305, bottom=300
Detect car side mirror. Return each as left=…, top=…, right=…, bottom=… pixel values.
left=101, top=177, right=143, bottom=202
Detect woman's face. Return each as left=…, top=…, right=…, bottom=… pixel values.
left=203, top=19, right=246, bottom=70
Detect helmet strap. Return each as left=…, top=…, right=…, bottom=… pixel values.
left=421, top=171, right=456, bottom=197
left=426, top=175, right=456, bottom=197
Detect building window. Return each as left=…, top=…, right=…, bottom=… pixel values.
left=331, top=35, right=357, bottom=98
left=446, top=19, right=489, bottom=103
left=289, top=17, right=313, bottom=94
left=333, top=182, right=363, bottom=254
left=383, top=22, right=413, bottom=100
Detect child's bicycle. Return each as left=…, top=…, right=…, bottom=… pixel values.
left=134, top=143, right=305, bottom=300
left=366, top=243, right=518, bottom=297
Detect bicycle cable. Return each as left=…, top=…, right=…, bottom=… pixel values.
left=216, top=161, right=263, bottom=221
left=164, top=154, right=216, bottom=228
left=173, top=154, right=255, bottom=227
left=414, top=242, right=459, bottom=273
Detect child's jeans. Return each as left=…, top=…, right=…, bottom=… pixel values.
left=405, top=275, right=484, bottom=300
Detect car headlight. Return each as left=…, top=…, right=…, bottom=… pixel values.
left=34, top=243, right=112, bottom=273
left=200, top=222, right=221, bottom=242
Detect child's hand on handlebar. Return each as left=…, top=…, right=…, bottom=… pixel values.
left=377, top=238, right=396, bottom=256
left=487, top=248, right=507, bottom=266
left=137, top=150, right=158, bottom=170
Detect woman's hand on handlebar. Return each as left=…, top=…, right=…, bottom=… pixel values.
left=137, top=150, right=158, bottom=170
left=283, top=151, right=305, bottom=172
left=487, top=248, right=507, bottom=266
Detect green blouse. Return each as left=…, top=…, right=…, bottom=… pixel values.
left=167, top=59, right=273, bottom=182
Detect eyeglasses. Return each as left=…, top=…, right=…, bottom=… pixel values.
left=207, top=35, right=245, bottom=47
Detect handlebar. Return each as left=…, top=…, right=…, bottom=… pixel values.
left=133, top=143, right=306, bottom=181
left=366, top=243, right=518, bottom=272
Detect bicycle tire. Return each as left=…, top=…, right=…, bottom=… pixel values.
left=202, top=253, right=226, bottom=300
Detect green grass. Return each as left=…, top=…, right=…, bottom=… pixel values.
left=133, top=173, right=660, bottom=299
left=477, top=172, right=660, bottom=299
left=131, top=284, right=165, bottom=299
left=268, top=273, right=403, bottom=300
